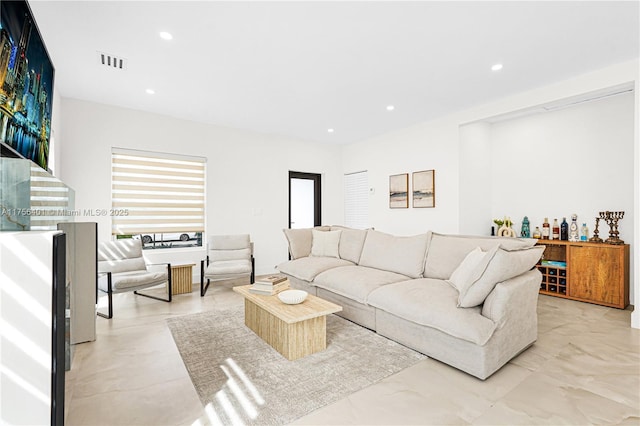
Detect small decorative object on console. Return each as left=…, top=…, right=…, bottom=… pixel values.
left=520, top=216, right=530, bottom=238
left=590, top=217, right=603, bottom=243
left=532, top=226, right=542, bottom=239
left=569, top=214, right=580, bottom=242
left=278, top=289, right=308, bottom=305
left=601, top=211, right=625, bottom=245
left=496, top=217, right=516, bottom=238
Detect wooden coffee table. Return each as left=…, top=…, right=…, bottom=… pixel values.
left=233, top=285, right=342, bottom=360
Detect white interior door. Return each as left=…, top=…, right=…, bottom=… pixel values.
left=290, top=178, right=315, bottom=229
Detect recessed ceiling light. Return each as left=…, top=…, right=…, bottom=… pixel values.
left=386, top=105, right=395, bottom=111
left=159, top=31, right=173, bottom=40
left=146, top=89, right=155, bottom=95
left=491, top=63, right=503, bottom=71
left=327, top=128, right=334, bottom=133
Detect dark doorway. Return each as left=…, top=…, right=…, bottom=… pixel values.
left=289, top=171, right=321, bottom=228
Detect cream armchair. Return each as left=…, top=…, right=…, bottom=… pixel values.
left=201, top=234, right=255, bottom=296
left=97, top=238, right=172, bottom=318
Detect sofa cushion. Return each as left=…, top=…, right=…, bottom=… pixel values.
left=447, top=246, right=499, bottom=297
left=283, top=228, right=312, bottom=259
left=331, top=226, right=368, bottom=264
left=358, top=230, right=429, bottom=278
left=424, top=233, right=538, bottom=279
left=368, top=279, right=497, bottom=346
left=314, top=265, right=409, bottom=304
left=282, top=226, right=331, bottom=259
left=311, top=229, right=341, bottom=258
left=277, top=257, right=353, bottom=282
left=457, top=246, right=544, bottom=308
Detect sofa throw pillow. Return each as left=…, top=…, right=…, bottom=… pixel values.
left=447, top=246, right=499, bottom=299
left=424, top=232, right=539, bottom=280
left=458, top=246, right=544, bottom=308
left=283, top=228, right=313, bottom=259
left=283, top=227, right=331, bottom=259
left=358, top=230, right=429, bottom=278
left=311, top=229, right=342, bottom=258
left=331, top=226, right=368, bottom=264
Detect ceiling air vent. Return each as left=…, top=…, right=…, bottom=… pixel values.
left=98, top=52, right=126, bottom=70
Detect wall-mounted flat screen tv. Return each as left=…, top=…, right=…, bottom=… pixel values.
left=0, top=0, right=55, bottom=171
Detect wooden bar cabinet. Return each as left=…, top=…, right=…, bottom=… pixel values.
left=535, top=239, right=630, bottom=309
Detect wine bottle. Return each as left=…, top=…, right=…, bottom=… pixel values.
left=560, top=217, right=568, bottom=241
left=542, top=218, right=550, bottom=239
left=552, top=218, right=560, bottom=240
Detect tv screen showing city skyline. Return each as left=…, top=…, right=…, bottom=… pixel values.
left=0, top=0, right=55, bottom=171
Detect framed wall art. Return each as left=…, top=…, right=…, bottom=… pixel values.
left=389, top=173, right=409, bottom=208
left=412, top=170, right=435, bottom=208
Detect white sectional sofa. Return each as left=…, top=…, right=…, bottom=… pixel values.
left=277, top=226, right=544, bottom=380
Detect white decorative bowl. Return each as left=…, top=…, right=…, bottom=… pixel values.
left=278, top=289, right=308, bottom=305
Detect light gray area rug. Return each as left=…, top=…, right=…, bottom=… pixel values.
left=167, top=306, right=426, bottom=425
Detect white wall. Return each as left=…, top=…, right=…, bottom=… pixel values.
left=57, top=60, right=639, bottom=326
left=342, top=115, right=462, bottom=236
left=459, top=122, right=492, bottom=235
left=481, top=92, right=635, bottom=304
left=57, top=99, right=343, bottom=277
left=487, top=92, right=634, bottom=243
left=49, top=88, right=63, bottom=177
left=342, top=60, right=639, bottom=327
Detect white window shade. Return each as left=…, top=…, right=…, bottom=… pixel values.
left=111, top=148, right=205, bottom=235
left=344, top=171, right=369, bottom=229
left=29, top=165, right=73, bottom=230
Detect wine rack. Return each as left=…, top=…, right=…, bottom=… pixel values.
left=539, top=265, right=567, bottom=295
left=535, top=239, right=629, bottom=309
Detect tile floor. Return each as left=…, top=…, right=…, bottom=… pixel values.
left=65, top=281, right=640, bottom=425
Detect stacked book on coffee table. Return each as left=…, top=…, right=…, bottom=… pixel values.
left=249, top=274, right=290, bottom=295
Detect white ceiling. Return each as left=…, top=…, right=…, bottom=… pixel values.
left=29, top=1, right=639, bottom=145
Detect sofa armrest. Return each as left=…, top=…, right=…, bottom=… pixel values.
left=481, top=268, right=541, bottom=329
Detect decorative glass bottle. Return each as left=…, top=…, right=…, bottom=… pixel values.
left=560, top=217, right=568, bottom=241
left=581, top=223, right=589, bottom=241
left=542, top=218, right=550, bottom=239
left=569, top=214, right=580, bottom=242
left=521, top=216, right=530, bottom=238
left=532, top=226, right=542, bottom=239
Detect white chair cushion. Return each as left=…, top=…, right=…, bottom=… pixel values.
left=99, top=270, right=168, bottom=292
left=209, top=248, right=251, bottom=262
left=205, top=259, right=252, bottom=277
left=209, top=234, right=250, bottom=250
left=98, top=239, right=147, bottom=274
